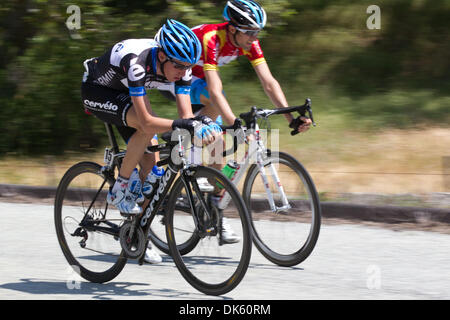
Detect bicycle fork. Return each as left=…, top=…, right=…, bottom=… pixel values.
left=256, top=150, right=291, bottom=213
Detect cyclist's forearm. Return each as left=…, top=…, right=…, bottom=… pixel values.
left=209, top=91, right=236, bottom=125
left=131, top=95, right=175, bottom=134
left=176, top=93, right=195, bottom=119
left=140, top=116, right=174, bottom=134
left=204, top=70, right=236, bottom=125
left=262, top=79, right=294, bottom=123
left=254, top=63, right=293, bottom=123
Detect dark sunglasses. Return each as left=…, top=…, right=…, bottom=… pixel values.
left=168, top=57, right=193, bottom=70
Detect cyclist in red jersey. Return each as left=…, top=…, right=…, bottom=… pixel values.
left=185, top=1, right=313, bottom=244
left=190, top=0, right=312, bottom=132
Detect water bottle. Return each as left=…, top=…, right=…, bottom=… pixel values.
left=142, top=165, right=165, bottom=197
left=217, top=160, right=238, bottom=189
left=222, top=160, right=238, bottom=179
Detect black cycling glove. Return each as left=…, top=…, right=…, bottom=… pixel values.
left=194, top=115, right=223, bottom=135
left=172, top=117, right=217, bottom=141
left=172, top=118, right=201, bottom=132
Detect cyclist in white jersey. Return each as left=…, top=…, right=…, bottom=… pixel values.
left=81, top=19, right=221, bottom=263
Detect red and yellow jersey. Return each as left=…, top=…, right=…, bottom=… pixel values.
left=191, top=22, right=266, bottom=79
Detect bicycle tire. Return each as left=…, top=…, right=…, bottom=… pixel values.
left=165, top=166, right=252, bottom=296
left=242, top=151, right=321, bottom=267
left=54, top=161, right=127, bottom=283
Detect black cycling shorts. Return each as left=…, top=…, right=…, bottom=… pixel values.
left=81, top=82, right=136, bottom=142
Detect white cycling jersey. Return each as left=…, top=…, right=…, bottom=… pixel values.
left=83, top=38, right=192, bottom=97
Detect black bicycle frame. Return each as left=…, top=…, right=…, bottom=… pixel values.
left=77, top=123, right=226, bottom=264
left=136, top=138, right=211, bottom=264
left=104, top=125, right=211, bottom=264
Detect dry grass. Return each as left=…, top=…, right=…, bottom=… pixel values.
left=291, top=127, right=450, bottom=194
left=0, top=152, right=105, bottom=187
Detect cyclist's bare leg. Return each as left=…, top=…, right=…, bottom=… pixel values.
left=199, top=94, right=221, bottom=123
left=206, top=135, right=225, bottom=171
left=120, top=108, right=157, bottom=180
left=196, top=95, right=240, bottom=243
left=139, top=138, right=160, bottom=179
left=139, top=137, right=160, bottom=209
left=198, top=94, right=225, bottom=172
left=119, top=130, right=153, bottom=179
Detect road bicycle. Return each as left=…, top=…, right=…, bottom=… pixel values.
left=149, top=99, right=321, bottom=267
left=236, top=98, right=321, bottom=266
left=54, top=123, right=252, bottom=296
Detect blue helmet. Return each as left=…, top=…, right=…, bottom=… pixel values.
left=223, top=0, right=267, bottom=30
left=155, top=19, right=201, bottom=65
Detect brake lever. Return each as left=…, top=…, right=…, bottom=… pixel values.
left=306, top=107, right=316, bottom=127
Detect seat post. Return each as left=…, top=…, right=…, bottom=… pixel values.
left=105, top=123, right=120, bottom=154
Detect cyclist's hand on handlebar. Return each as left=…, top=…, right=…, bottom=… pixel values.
left=289, top=116, right=312, bottom=134
left=172, top=117, right=221, bottom=146
left=194, top=115, right=215, bottom=126
left=195, top=125, right=217, bottom=146
left=298, top=116, right=312, bottom=133
left=194, top=115, right=223, bottom=137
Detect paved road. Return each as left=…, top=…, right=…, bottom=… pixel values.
left=1, top=202, right=449, bottom=300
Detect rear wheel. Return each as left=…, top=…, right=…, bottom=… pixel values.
left=54, top=161, right=127, bottom=283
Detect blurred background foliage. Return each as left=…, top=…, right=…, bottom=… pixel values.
left=0, top=0, right=449, bottom=155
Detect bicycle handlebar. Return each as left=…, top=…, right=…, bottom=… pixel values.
left=150, top=98, right=315, bottom=165
left=239, top=98, right=316, bottom=136
left=149, top=123, right=242, bottom=166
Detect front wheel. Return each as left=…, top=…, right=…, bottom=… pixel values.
left=243, top=151, right=321, bottom=267
left=165, top=166, right=252, bottom=296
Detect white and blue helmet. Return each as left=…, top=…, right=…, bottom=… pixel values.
left=155, top=19, right=202, bottom=65
left=223, top=0, right=267, bottom=30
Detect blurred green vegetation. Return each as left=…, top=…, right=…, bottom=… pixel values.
left=0, top=0, right=448, bottom=155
